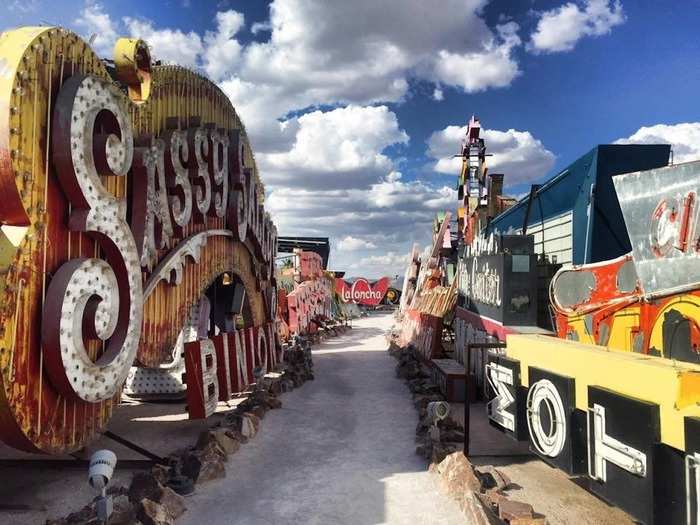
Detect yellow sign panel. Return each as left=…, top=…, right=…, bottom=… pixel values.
left=506, top=333, right=700, bottom=450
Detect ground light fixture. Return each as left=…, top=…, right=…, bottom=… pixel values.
left=88, top=449, right=117, bottom=524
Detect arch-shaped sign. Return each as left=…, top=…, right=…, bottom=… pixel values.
left=0, top=27, right=277, bottom=453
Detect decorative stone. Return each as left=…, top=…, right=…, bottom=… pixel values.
left=266, top=396, right=282, bottom=409
left=151, top=464, right=171, bottom=485
left=509, top=517, right=546, bottom=525
left=110, top=494, right=137, bottom=525
left=128, top=471, right=164, bottom=504
left=158, top=486, right=187, bottom=519
left=212, top=428, right=241, bottom=455
left=241, top=412, right=260, bottom=438
left=56, top=503, right=95, bottom=524
left=138, top=498, right=173, bottom=525
left=223, top=413, right=243, bottom=432
left=432, top=452, right=493, bottom=525
left=477, top=465, right=512, bottom=491
left=498, top=499, right=534, bottom=522
left=251, top=404, right=267, bottom=420
left=195, top=443, right=226, bottom=483
left=434, top=452, right=483, bottom=495
left=177, top=452, right=200, bottom=481
left=224, top=428, right=248, bottom=444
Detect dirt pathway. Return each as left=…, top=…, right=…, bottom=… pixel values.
left=180, top=313, right=463, bottom=525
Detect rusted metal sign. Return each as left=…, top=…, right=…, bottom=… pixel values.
left=614, top=160, right=700, bottom=297
left=0, top=27, right=277, bottom=453
left=185, top=322, right=278, bottom=419
left=287, top=275, right=333, bottom=335
left=399, top=309, right=442, bottom=362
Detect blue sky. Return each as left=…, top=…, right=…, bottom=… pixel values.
left=4, top=1, right=700, bottom=277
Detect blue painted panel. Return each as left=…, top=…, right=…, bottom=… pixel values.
left=485, top=145, right=670, bottom=264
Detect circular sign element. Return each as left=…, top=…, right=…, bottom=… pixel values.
left=526, top=379, right=566, bottom=457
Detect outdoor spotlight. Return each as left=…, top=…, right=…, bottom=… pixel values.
left=89, top=449, right=117, bottom=524
left=221, top=272, right=233, bottom=285
left=89, top=449, right=117, bottom=491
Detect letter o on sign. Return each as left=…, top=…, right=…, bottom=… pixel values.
left=526, top=379, right=566, bottom=457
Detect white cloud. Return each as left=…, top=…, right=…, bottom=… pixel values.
left=8, top=0, right=39, bottom=14
left=529, top=0, right=625, bottom=54
left=122, top=17, right=203, bottom=67
left=267, top=172, right=456, bottom=277
left=203, top=10, right=245, bottom=81
left=349, top=252, right=410, bottom=277
left=225, top=0, right=521, bottom=150
left=615, top=122, right=700, bottom=163
left=433, top=22, right=521, bottom=92
left=74, top=2, right=118, bottom=57
left=428, top=123, right=556, bottom=186
left=251, top=21, right=271, bottom=34
left=337, top=236, right=377, bottom=251
left=257, top=105, right=408, bottom=189
left=68, top=2, right=512, bottom=277
left=432, top=87, right=444, bottom=101
left=369, top=172, right=456, bottom=210
left=75, top=1, right=524, bottom=155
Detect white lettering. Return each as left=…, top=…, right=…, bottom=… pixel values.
left=526, top=379, right=566, bottom=457
left=486, top=363, right=515, bottom=431
left=200, top=340, right=219, bottom=418
left=588, top=403, right=647, bottom=481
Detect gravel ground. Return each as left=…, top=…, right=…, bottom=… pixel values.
left=180, top=312, right=464, bottom=525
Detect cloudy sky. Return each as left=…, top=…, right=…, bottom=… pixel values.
left=5, top=1, right=700, bottom=277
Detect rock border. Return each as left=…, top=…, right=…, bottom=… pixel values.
left=46, top=325, right=350, bottom=525
left=387, top=333, right=545, bottom=525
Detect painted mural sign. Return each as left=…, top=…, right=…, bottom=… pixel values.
left=0, top=27, right=277, bottom=453
left=335, top=277, right=390, bottom=306
left=287, top=277, right=333, bottom=335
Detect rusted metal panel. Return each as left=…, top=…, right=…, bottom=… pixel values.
left=431, top=359, right=466, bottom=402
left=614, top=160, right=700, bottom=297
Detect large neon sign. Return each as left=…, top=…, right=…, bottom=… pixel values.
left=0, top=27, right=277, bottom=453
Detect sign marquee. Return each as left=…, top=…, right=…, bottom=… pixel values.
left=614, top=161, right=700, bottom=296
left=486, top=335, right=700, bottom=524
left=186, top=322, right=279, bottom=419
left=0, top=27, right=277, bottom=453
left=335, top=277, right=390, bottom=306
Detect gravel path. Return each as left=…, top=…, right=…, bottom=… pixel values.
left=180, top=312, right=463, bottom=525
